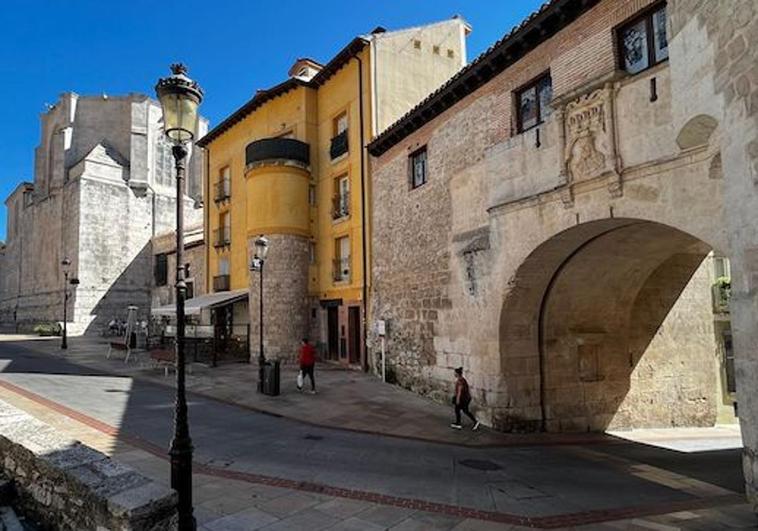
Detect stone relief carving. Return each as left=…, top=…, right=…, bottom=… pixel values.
left=560, top=85, right=622, bottom=207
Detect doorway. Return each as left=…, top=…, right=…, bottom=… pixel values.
left=348, top=306, right=361, bottom=365
left=327, top=306, right=339, bottom=361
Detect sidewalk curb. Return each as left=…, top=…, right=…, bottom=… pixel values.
left=26, top=342, right=617, bottom=449
left=0, top=378, right=745, bottom=529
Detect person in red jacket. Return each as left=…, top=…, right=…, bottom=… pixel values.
left=298, top=337, right=317, bottom=394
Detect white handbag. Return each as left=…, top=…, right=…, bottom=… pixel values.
left=297, top=371, right=304, bottom=389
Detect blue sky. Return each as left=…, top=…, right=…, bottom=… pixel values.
left=0, top=0, right=544, bottom=240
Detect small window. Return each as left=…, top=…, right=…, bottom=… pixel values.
left=333, top=174, right=350, bottom=219
left=334, top=112, right=348, bottom=136
left=334, top=236, right=350, bottom=282
left=618, top=4, right=668, bottom=75
left=516, top=74, right=552, bottom=133
left=447, top=49, right=455, bottom=59
left=413, top=40, right=421, bottom=50
left=218, top=257, right=230, bottom=275
left=155, top=254, right=168, bottom=287
left=432, top=45, right=440, bottom=55
left=409, top=147, right=428, bottom=189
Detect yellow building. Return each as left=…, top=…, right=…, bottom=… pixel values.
left=197, top=18, right=470, bottom=367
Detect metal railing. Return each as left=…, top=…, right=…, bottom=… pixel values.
left=213, top=274, right=230, bottom=292
left=214, top=179, right=231, bottom=202
left=246, top=138, right=310, bottom=166
left=333, top=257, right=350, bottom=282
left=330, top=130, right=348, bottom=160
left=332, top=191, right=350, bottom=219
left=150, top=323, right=250, bottom=367
left=213, top=226, right=231, bottom=248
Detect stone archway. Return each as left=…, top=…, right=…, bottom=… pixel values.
left=497, top=218, right=729, bottom=433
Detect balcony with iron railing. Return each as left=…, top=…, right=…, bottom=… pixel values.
left=333, top=257, right=350, bottom=282
left=214, top=179, right=231, bottom=203
left=213, top=274, right=230, bottom=292
left=332, top=191, right=350, bottom=220
left=330, top=130, right=348, bottom=160
left=245, top=138, right=310, bottom=167
left=213, top=226, right=231, bottom=248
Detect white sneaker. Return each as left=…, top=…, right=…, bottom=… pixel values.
left=472, top=421, right=481, bottom=431
left=308, top=390, right=317, bottom=395
left=450, top=423, right=462, bottom=430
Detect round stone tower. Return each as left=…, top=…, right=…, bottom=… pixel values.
left=244, top=138, right=311, bottom=362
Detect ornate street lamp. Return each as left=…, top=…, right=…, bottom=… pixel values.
left=155, top=63, right=203, bottom=531
left=60, top=258, right=71, bottom=349
left=250, top=235, right=270, bottom=391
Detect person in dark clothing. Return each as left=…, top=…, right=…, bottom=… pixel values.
left=298, top=337, right=316, bottom=394
left=451, top=367, right=480, bottom=431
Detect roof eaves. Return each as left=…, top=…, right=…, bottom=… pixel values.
left=196, top=77, right=313, bottom=148
left=367, top=0, right=599, bottom=157
left=310, top=37, right=370, bottom=86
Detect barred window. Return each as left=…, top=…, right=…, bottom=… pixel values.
left=409, top=147, right=428, bottom=189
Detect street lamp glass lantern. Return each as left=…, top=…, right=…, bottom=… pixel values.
left=155, top=63, right=204, bottom=144
left=61, top=258, right=71, bottom=273
left=254, top=235, right=270, bottom=261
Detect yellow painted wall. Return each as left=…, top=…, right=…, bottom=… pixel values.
left=204, top=87, right=312, bottom=293
left=204, top=50, right=373, bottom=305
left=313, top=49, right=373, bottom=304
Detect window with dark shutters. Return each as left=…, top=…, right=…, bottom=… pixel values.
left=155, top=253, right=168, bottom=286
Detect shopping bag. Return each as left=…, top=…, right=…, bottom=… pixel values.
left=297, top=371, right=304, bottom=389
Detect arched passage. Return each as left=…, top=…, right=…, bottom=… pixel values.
left=497, top=218, right=729, bottom=433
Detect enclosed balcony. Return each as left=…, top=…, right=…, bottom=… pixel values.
left=213, top=226, right=231, bottom=248
left=330, top=130, right=348, bottom=160
left=245, top=138, right=310, bottom=167
left=213, top=274, right=230, bottom=292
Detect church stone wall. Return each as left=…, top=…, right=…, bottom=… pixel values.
left=0, top=93, right=204, bottom=335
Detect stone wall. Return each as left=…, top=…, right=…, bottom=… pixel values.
left=369, top=0, right=730, bottom=435
left=151, top=225, right=206, bottom=310
left=668, top=0, right=758, bottom=510
left=0, top=399, right=176, bottom=530
left=0, top=93, right=204, bottom=335
left=249, top=234, right=310, bottom=363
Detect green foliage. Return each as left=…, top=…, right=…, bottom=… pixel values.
left=33, top=322, right=62, bottom=336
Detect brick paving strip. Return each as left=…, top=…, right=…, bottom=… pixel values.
left=0, top=378, right=744, bottom=529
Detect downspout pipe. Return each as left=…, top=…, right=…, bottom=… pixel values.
left=353, top=54, right=369, bottom=372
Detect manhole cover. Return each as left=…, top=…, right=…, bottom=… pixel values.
left=458, top=459, right=502, bottom=471
left=304, top=434, right=324, bottom=441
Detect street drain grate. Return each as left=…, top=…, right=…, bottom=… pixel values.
left=304, top=434, right=324, bottom=441
left=458, top=459, right=502, bottom=471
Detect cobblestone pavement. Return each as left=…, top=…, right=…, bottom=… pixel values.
left=0, top=336, right=755, bottom=530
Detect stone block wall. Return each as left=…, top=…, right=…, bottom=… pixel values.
left=0, top=93, right=204, bottom=336
left=668, top=0, right=758, bottom=510
left=249, top=234, right=310, bottom=363
left=0, top=399, right=176, bottom=530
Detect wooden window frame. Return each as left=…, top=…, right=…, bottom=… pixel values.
left=615, top=2, right=669, bottom=76
left=515, top=72, right=552, bottom=134
left=408, top=146, right=428, bottom=190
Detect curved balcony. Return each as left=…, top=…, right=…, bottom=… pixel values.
left=245, top=138, right=310, bottom=167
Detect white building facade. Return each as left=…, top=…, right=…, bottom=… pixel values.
left=0, top=92, right=205, bottom=334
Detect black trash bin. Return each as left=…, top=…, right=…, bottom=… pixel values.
left=261, top=360, right=280, bottom=396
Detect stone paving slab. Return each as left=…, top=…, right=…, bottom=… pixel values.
left=0, top=337, right=755, bottom=529
left=0, top=335, right=612, bottom=448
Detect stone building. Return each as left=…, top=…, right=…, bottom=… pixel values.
left=197, top=18, right=469, bottom=366
left=368, top=0, right=758, bottom=508
left=0, top=92, right=205, bottom=334
left=150, top=224, right=205, bottom=309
